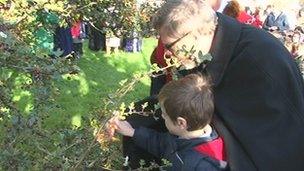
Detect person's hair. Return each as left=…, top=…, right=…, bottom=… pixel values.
left=266, top=5, right=272, bottom=9
left=264, top=5, right=273, bottom=15
left=253, top=7, right=261, bottom=17
left=222, top=0, right=241, bottom=19
left=152, top=0, right=217, bottom=39
left=291, top=43, right=299, bottom=56
left=245, top=6, right=251, bottom=14
left=158, top=74, right=214, bottom=131
left=295, top=26, right=304, bottom=34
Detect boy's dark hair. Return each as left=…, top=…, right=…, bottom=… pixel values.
left=158, top=74, right=214, bottom=131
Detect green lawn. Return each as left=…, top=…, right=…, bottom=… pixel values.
left=15, top=38, right=157, bottom=129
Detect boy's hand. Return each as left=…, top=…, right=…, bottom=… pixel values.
left=106, top=117, right=135, bottom=139
left=105, top=118, right=118, bottom=140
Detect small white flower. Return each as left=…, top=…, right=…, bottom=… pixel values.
left=123, top=156, right=129, bottom=166
left=0, top=31, right=7, bottom=38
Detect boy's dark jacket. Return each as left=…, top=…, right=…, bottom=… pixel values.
left=133, top=127, right=227, bottom=171
left=197, top=13, right=304, bottom=170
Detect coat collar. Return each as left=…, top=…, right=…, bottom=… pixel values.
left=174, top=129, right=219, bottom=153
left=207, top=12, right=242, bottom=87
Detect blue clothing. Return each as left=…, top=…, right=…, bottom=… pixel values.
left=263, top=12, right=290, bottom=31
left=53, top=27, right=73, bottom=57
left=133, top=127, right=228, bottom=171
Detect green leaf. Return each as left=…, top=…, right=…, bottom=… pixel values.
left=28, top=115, right=37, bottom=127
left=128, top=102, right=135, bottom=111
left=119, top=102, right=126, bottom=112
left=154, top=103, right=160, bottom=110
left=141, top=102, right=148, bottom=110
left=52, top=49, right=64, bottom=57
left=11, top=115, right=20, bottom=125
left=198, top=51, right=213, bottom=63
left=0, top=0, right=7, bottom=4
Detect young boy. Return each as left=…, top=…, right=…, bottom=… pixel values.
left=107, top=74, right=227, bottom=170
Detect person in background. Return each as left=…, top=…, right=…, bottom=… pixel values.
left=107, top=74, right=227, bottom=171
left=236, top=5, right=254, bottom=25
left=222, top=0, right=261, bottom=28
left=297, top=8, right=304, bottom=26
left=244, top=6, right=252, bottom=15
left=149, top=40, right=168, bottom=96
left=252, top=7, right=263, bottom=28
left=222, top=0, right=240, bottom=19
left=295, top=25, right=304, bottom=38
left=261, top=4, right=272, bottom=22
left=286, top=27, right=304, bottom=58
left=71, top=20, right=85, bottom=59
left=88, top=22, right=106, bottom=51
left=263, top=5, right=290, bottom=32
left=290, top=31, right=302, bottom=57
left=53, top=26, right=73, bottom=57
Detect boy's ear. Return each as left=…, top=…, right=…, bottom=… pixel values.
left=176, top=117, right=188, bottom=130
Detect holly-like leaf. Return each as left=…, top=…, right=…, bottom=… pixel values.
left=128, top=102, right=135, bottom=111
left=198, top=51, right=213, bottom=63
left=154, top=103, right=160, bottom=110
left=141, top=102, right=148, bottom=110
left=119, top=102, right=126, bottom=112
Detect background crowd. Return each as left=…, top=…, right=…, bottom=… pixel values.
left=63, top=0, right=304, bottom=77
left=222, top=0, right=304, bottom=76
left=221, top=0, right=304, bottom=75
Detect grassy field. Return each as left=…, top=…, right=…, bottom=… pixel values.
left=13, top=38, right=157, bottom=129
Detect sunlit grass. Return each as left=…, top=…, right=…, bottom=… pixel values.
left=44, top=38, right=157, bottom=128
left=9, top=38, right=157, bottom=130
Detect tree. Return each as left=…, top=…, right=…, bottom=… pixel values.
left=0, top=0, right=161, bottom=169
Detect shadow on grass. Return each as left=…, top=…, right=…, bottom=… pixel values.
left=46, top=38, right=157, bottom=129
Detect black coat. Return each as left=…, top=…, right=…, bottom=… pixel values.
left=133, top=127, right=227, bottom=171
left=207, top=13, right=304, bottom=171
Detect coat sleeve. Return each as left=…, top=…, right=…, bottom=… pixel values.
left=184, top=150, right=227, bottom=171
left=195, top=161, right=224, bottom=171
left=133, top=127, right=174, bottom=158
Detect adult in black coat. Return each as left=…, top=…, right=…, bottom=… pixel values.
left=207, top=12, right=304, bottom=171
left=155, top=0, right=304, bottom=170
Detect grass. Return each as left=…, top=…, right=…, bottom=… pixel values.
left=0, top=35, right=158, bottom=169
left=14, top=37, right=157, bottom=129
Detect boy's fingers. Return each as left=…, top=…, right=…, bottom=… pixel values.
left=101, top=116, right=124, bottom=141
left=112, top=117, right=122, bottom=128
left=109, top=123, right=118, bottom=130
left=105, top=127, right=115, bottom=140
